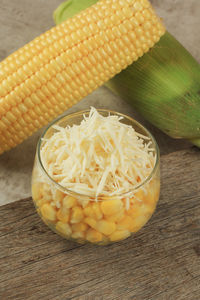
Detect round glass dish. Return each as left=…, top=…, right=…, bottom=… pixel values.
left=31, top=109, right=160, bottom=245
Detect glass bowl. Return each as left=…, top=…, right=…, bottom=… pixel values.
left=31, top=109, right=160, bottom=245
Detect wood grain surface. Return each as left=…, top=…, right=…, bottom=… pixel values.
left=0, top=148, right=200, bottom=300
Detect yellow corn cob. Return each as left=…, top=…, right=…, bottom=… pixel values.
left=0, top=0, right=165, bottom=154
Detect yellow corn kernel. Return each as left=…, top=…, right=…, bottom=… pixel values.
left=86, top=229, right=103, bottom=243
left=96, top=220, right=116, bottom=236
left=84, top=217, right=97, bottom=229
left=117, top=215, right=135, bottom=231
left=101, top=199, right=123, bottom=216
left=127, top=201, right=143, bottom=217
left=105, top=209, right=125, bottom=222
left=42, top=192, right=52, bottom=202
left=83, top=205, right=94, bottom=217
left=0, top=0, right=165, bottom=155
left=71, top=231, right=85, bottom=239
left=37, top=199, right=49, bottom=207
left=72, top=222, right=88, bottom=232
left=54, top=189, right=65, bottom=202
left=41, top=203, right=56, bottom=221
left=70, top=206, right=84, bottom=223
left=32, top=183, right=42, bottom=201
left=131, top=215, right=148, bottom=232
left=62, top=195, right=77, bottom=208
left=6, top=111, right=17, bottom=122
left=98, top=236, right=110, bottom=245
left=141, top=203, right=155, bottom=217
left=56, top=221, right=72, bottom=236
left=134, top=188, right=144, bottom=202
left=41, top=184, right=52, bottom=201
left=92, top=203, right=103, bottom=220
left=56, top=207, right=70, bottom=223
left=109, top=230, right=131, bottom=242
left=79, top=199, right=90, bottom=208
left=144, top=189, right=156, bottom=206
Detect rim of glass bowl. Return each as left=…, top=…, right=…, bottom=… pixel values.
left=36, top=109, right=160, bottom=201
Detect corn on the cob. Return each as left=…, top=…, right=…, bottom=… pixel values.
left=0, top=0, right=165, bottom=154
left=54, top=0, right=200, bottom=147
left=106, top=32, right=200, bottom=146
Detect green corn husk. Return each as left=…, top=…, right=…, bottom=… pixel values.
left=107, top=32, right=200, bottom=145
left=53, top=0, right=98, bottom=25
left=54, top=0, right=200, bottom=147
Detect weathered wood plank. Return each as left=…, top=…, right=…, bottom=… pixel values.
left=0, top=147, right=200, bottom=300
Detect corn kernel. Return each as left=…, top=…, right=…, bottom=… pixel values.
left=71, top=231, right=85, bottom=239
left=72, top=222, right=88, bottom=232
left=32, top=183, right=42, bottom=201
left=6, top=111, right=17, bottom=122
left=18, top=103, right=28, bottom=113
left=84, top=217, right=97, bottom=229
left=98, top=236, right=110, bottom=245
left=96, top=220, right=116, bottom=236
left=117, top=216, right=135, bottom=231
left=56, top=207, right=70, bottom=223
left=131, top=215, right=148, bottom=232
left=109, top=230, right=131, bottom=242
left=135, top=188, right=144, bottom=201
left=92, top=203, right=103, bottom=220
left=41, top=203, right=56, bottom=221
left=56, top=221, right=72, bottom=236
left=86, top=229, right=103, bottom=243
left=127, top=202, right=143, bottom=217
left=134, top=2, right=143, bottom=12
left=53, top=189, right=65, bottom=202
left=62, top=195, right=77, bottom=208
left=41, top=184, right=52, bottom=201
left=0, top=120, right=7, bottom=130
left=79, top=199, right=89, bottom=208
left=101, top=199, right=123, bottom=216
left=142, top=203, right=155, bottom=217
left=37, top=199, right=49, bottom=207
left=71, top=206, right=84, bottom=223
left=105, top=209, right=125, bottom=222
left=144, top=194, right=154, bottom=209
left=83, top=205, right=94, bottom=217
left=2, top=116, right=11, bottom=126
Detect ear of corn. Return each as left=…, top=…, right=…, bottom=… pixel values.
left=54, top=0, right=200, bottom=147
left=106, top=32, right=200, bottom=146
left=0, top=0, right=165, bottom=155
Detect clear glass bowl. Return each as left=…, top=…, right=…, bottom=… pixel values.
left=31, top=109, right=160, bottom=245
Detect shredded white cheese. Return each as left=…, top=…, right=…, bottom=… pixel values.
left=40, top=107, right=155, bottom=199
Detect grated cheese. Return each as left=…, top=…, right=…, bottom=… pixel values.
left=40, top=107, right=156, bottom=199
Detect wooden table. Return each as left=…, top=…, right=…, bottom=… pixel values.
left=0, top=1, right=200, bottom=299
left=0, top=148, right=200, bottom=300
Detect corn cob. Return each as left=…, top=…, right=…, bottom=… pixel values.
left=0, top=0, right=165, bottom=154
left=106, top=32, right=200, bottom=145
left=54, top=0, right=200, bottom=147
